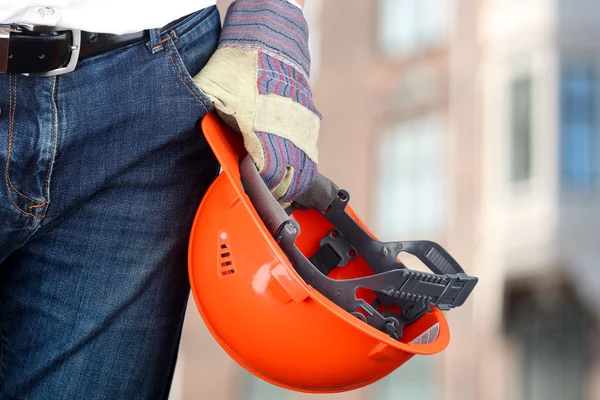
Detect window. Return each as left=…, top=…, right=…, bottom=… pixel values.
left=560, top=65, right=597, bottom=190
left=374, top=355, right=440, bottom=400
left=377, top=0, right=450, bottom=59
left=510, top=76, right=533, bottom=182
left=504, top=282, right=593, bottom=400
left=375, top=114, right=444, bottom=241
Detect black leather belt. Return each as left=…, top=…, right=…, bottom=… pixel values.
left=0, top=15, right=188, bottom=77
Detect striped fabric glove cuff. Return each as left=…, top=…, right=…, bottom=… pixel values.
left=219, top=0, right=311, bottom=79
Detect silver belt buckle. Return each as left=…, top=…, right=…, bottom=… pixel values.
left=0, top=24, right=81, bottom=77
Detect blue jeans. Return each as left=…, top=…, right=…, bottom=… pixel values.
left=0, top=7, right=220, bottom=399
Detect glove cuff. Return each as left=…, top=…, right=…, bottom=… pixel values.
left=219, top=0, right=311, bottom=78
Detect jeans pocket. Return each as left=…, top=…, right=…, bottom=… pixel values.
left=163, top=37, right=215, bottom=114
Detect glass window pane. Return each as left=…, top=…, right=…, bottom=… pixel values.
left=506, top=289, right=591, bottom=400
left=378, top=0, right=449, bottom=58
left=560, top=65, right=597, bottom=189
left=374, top=355, right=440, bottom=400
left=375, top=115, right=444, bottom=241
left=420, top=0, right=449, bottom=48
left=510, top=76, right=533, bottom=182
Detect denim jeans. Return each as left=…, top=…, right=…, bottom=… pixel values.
left=0, top=6, right=220, bottom=399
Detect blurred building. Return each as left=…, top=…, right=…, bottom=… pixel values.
left=170, top=0, right=600, bottom=399
left=476, top=0, right=600, bottom=399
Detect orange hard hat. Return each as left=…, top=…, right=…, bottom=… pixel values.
left=188, top=112, right=478, bottom=393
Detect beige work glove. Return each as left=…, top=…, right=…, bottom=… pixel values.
left=193, top=0, right=321, bottom=203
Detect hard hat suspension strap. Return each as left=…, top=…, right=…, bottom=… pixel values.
left=240, top=155, right=478, bottom=340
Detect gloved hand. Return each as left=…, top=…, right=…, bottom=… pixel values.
left=193, top=0, right=321, bottom=204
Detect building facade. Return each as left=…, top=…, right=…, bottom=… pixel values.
left=475, top=0, right=600, bottom=399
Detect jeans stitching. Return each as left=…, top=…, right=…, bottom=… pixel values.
left=5, top=76, right=46, bottom=205
left=166, top=6, right=218, bottom=43
left=4, top=76, right=45, bottom=219
left=39, top=76, right=60, bottom=219
left=163, top=37, right=211, bottom=113
left=4, top=76, right=47, bottom=219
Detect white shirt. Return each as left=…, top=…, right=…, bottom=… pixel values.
left=0, top=1, right=217, bottom=34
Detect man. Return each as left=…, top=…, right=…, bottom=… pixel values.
left=0, top=0, right=320, bottom=398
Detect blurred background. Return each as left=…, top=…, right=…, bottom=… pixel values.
left=170, top=0, right=600, bottom=399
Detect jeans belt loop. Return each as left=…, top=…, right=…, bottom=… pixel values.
left=148, top=28, right=164, bottom=54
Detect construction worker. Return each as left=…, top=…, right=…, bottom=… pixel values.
left=0, top=0, right=320, bottom=398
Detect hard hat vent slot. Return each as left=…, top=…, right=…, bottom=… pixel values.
left=219, top=241, right=236, bottom=276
